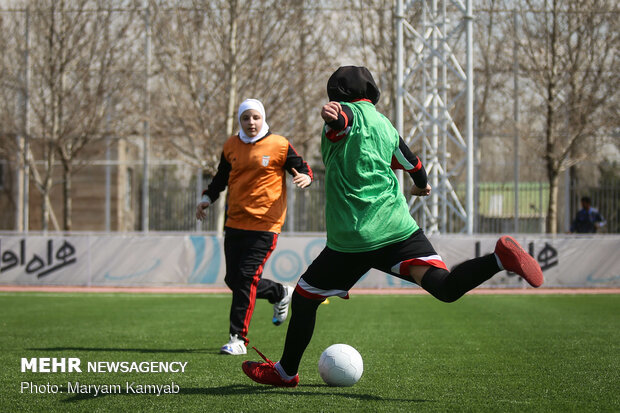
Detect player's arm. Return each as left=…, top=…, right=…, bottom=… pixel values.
left=391, top=136, right=429, bottom=195
left=284, top=144, right=313, bottom=188
left=322, top=102, right=354, bottom=143
left=196, top=153, right=231, bottom=220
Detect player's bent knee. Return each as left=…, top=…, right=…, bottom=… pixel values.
left=420, top=267, right=463, bottom=303
left=439, top=291, right=463, bottom=303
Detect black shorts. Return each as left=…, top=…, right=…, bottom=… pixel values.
left=296, top=229, right=447, bottom=300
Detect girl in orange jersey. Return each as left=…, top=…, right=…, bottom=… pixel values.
left=196, top=98, right=313, bottom=355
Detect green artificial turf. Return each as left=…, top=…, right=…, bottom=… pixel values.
left=0, top=292, right=618, bottom=412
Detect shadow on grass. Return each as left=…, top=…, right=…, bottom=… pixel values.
left=180, top=384, right=430, bottom=403
left=26, top=347, right=218, bottom=354
left=59, top=384, right=430, bottom=404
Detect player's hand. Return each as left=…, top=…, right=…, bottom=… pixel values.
left=196, top=201, right=210, bottom=220
left=321, top=101, right=342, bottom=123
left=292, top=168, right=311, bottom=189
left=411, top=184, right=431, bottom=197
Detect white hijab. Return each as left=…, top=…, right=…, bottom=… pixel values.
left=238, top=98, right=270, bottom=144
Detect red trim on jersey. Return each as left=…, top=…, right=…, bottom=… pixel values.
left=326, top=129, right=340, bottom=142
left=241, top=233, right=278, bottom=342
left=399, top=257, right=447, bottom=275
left=294, top=284, right=350, bottom=300
left=340, top=109, right=349, bottom=129
left=391, top=157, right=404, bottom=170
left=295, top=284, right=325, bottom=300
left=325, top=108, right=349, bottom=143
left=391, top=155, right=423, bottom=172
left=411, top=156, right=423, bottom=172
left=326, top=129, right=347, bottom=143
left=352, top=98, right=372, bottom=103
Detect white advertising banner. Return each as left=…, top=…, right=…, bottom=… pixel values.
left=0, top=233, right=619, bottom=288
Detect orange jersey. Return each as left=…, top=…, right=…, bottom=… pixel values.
left=222, top=134, right=291, bottom=233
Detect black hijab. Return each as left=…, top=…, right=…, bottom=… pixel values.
left=326, top=66, right=381, bottom=104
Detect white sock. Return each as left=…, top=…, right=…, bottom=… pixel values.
left=494, top=253, right=504, bottom=270
left=274, top=362, right=296, bottom=381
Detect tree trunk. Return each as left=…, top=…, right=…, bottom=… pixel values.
left=41, top=142, right=54, bottom=232
left=543, top=0, right=559, bottom=234
left=41, top=188, right=50, bottom=232
left=546, top=169, right=560, bottom=234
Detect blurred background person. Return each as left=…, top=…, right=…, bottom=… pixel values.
left=570, top=196, right=606, bottom=233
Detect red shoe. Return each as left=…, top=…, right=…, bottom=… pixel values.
left=495, top=236, right=544, bottom=287
left=242, top=347, right=299, bottom=388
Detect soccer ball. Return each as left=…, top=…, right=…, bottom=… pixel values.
left=318, top=344, right=363, bottom=387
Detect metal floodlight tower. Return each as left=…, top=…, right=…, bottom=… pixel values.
left=395, top=0, right=474, bottom=234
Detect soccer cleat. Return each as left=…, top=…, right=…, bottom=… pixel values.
left=495, top=235, right=544, bottom=288
left=220, top=334, right=247, bottom=355
left=272, top=285, right=294, bottom=326
left=242, top=347, right=299, bottom=387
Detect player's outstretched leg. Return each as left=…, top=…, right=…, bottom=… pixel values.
left=494, top=235, right=544, bottom=287
left=420, top=254, right=499, bottom=302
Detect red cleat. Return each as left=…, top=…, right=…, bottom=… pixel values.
left=495, top=236, right=544, bottom=287
left=242, top=347, right=299, bottom=388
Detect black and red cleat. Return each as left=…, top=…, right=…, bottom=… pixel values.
left=242, top=347, right=299, bottom=388
left=495, top=236, right=544, bottom=288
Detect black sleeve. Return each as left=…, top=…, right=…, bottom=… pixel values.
left=202, top=152, right=231, bottom=202
left=410, top=163, right=428, bottom=189
left=392, top=136, right=428, bottom=189
left=283, top=144, right=313, bottom=184
left=326, top=105, right=354, bottom=131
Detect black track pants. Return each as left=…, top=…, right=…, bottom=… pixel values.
left=224, top=227, right=285, bottom=344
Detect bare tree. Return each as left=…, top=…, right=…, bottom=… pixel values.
left=0, top=7, right=29, bottom=230
left=53, top=1, right=138, bottom=231
left=0, top=0, right=140, bottom=231
left=0, top=2, right=61, bottom=231
left=518, top=0, right=619, bottom=233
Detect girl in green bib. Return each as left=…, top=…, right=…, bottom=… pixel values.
left=242, top=66, right=543, bottom=387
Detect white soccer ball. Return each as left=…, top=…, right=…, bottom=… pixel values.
left=318, top=343, right=363, bottom=387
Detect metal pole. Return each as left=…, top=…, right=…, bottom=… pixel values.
left=440, top=0, right=448, bottom=233
left=395, top=0, right=405, bottom=192
left=22, top=7, right=30, bottom=233
left=287, top=176, right=296, bottom=232
left=15, top=141, right=24, bottom=231
left=142, top=0, right=151, bottom=232
left=430, top=0, right=439, bottom=234
left=465, top=0, right=474, bottom=234
left=539, top=180, right=544, bottom=232
left=15, top=9, right=26, bottom=231
left=196, top=168, right=202, bottom=232
left=513, top=11, right=520, bottom=234
left=420, top=2, right=428, bottom=231
left=105, top=102, right=111, bottom=232
left=564, top=169, right=571, bottom=232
